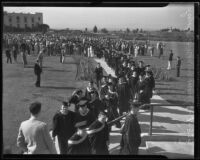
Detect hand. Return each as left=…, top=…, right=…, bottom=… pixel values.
left=140, top=90, right=143, bottom=93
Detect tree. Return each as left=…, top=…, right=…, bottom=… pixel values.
left=126, top=28, right=130, bottom=33
left=93, top=25, right=98, bottom=33
left=101, top=28, right=108, bottom=33
left=38, top=24, right=50, bottom=33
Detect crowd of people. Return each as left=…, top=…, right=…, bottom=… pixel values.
left=3, top=32, right=182, bottom=155
left=3, top=32, right=165, bottom=66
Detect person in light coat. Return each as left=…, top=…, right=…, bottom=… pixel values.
left=17, top=102, right=57, bottom=154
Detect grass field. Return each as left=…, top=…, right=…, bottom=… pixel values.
left=3, top=55, right=89, bottom=153
left=3, top=40, right=194, bottom=153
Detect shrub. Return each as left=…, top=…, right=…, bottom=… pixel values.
left=151, top=66, right=175, bottom=82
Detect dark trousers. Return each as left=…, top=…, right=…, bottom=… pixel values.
left=7, top=56, right=12, bottom=63
left=14, top=54, right=17, bottom=62
left=35, top=74, right=41, bottom=87
left=177, top=67, right=180, bottom=77
left=58, top=137, right=68, bottom=154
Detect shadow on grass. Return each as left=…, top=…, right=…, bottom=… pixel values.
left=25, top=65, right=51, bottom=69
left=41, top=86, right=77, bottom=90
left=47, top=69, right=71, bottom=72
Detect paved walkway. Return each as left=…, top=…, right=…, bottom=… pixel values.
left=94, top=58, right=194, bottom=157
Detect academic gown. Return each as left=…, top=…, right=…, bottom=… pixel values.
left=52, top=111, right=76, bottom=154
left=87, top=120, right=109, bottom=155
left=88, top=99, right=105, bottom=119
left=135, top=80, right=146, bottom=104
left=128, top=76, right=139, bottom=99
left=105, top=91, right=121, bottom=128
left=67, top=133, right=91, bottom=154
left=74, top=109, right=96, bottom=129
left=120, top=114, right=141, bottom=155
left=142, top=76, right=155, bottom=103
left=116, top=82, right=130, bottom=115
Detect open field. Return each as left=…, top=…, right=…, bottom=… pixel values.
left=3, top=40, right=194, bottom=153
left=3, top=55, right=89, bottom=153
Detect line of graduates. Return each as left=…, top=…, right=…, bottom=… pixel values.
left=52, top=98, right=109, bottom=155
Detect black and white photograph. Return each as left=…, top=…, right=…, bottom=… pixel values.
left=2, top=3, right=195, bottom=158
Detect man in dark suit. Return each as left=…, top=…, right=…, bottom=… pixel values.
left=34, top=60, right=42, bottom=87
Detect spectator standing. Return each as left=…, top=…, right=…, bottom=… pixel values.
left=34, top=60, right=42, bottom=87
left=167, top=50, right=173, bottom=70
left=176, top=56, right=182, bottom=77
left=5, top=48, right=12, bottom=64
left=17, top=102, right=57, bottom=154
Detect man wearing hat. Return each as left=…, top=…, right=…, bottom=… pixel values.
left=74, top=98, right=96, bottom=130
left=137, top=61, right=145, bottom=76
left=105, top=82, right=121, bottom=129
left=52, top=101, right=76, bottom=154
left=67, top=128, right=91, bottom=154
left=88, top=90, right=105, bottom=119
left=142, top=70, right=155, bottom=109
left=120, top=99, right=141, bottom=155
left=69, top=89, right=83, bottom=113
left=128, top=70, right=139, bottom=100
left=145, top=65, right=154, bottom=77
left=87, top=111, right=109, bottom=155
left=99, top=76, right=108, bottom=104
left=85, top=80, right=98, bottom=101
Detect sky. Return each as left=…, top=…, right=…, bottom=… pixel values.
left=4, top=3, right=194, bottom=31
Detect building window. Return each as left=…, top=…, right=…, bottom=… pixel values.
left=32, top=17, right=34, bottom=23
left=38, top=17, right=40, bottom=21
left=16, top=16, right=20, bottom=22
left=24, top=17, right=27, bottom=23
left=9, top=17, right=12, bottom=22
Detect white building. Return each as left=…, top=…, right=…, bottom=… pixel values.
left=3, top=11, right=43, bottom=29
